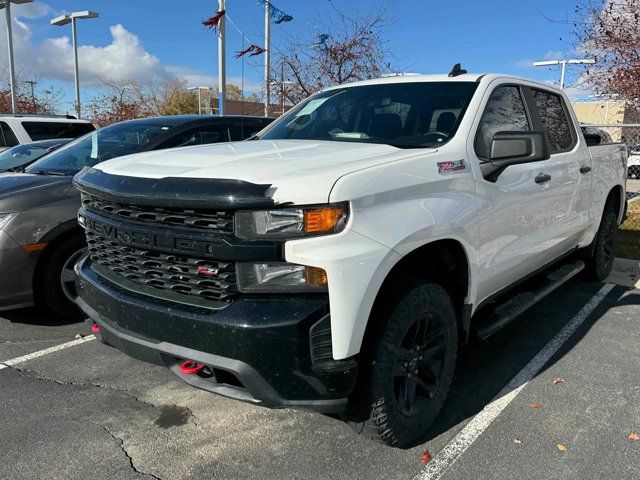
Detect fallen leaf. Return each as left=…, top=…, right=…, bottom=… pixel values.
left=530, top=402, right=541, bottom=409
left=513, top=438, right=523, bottom=446
left=629, top=433, right=639, bottom=441
left=557, top=443, right=567, bottom=452
left=421, top=449, right=433, bottom=464
left=553, top=377, right=565, bottom=385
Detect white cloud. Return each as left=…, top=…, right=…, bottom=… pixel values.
left=37, top=24, right=174, bottom=85
left=11, top=1, right=53, bottom=20
left=0, top=3, right=241, bottom=92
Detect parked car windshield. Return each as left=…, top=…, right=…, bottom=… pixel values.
left=0, top=139, right=70, bottom=172
left=24, top=121, right=174, bottom=176
left=259, top=81, right=478, bottom=148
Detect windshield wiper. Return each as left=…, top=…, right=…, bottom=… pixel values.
left=29, top=170, right=68, bottom=176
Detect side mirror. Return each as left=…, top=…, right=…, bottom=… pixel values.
left=583, top=133, right=602, bottom=147
left=490, top=131, right=550, bottom=164
left=482, top=131, right=550, bottom=181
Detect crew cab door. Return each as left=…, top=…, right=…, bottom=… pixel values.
left=470, top=83, right=554, bottom=302
left=527, top=88, right=591, bottom=256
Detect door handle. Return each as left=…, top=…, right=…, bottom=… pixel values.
left=535, top=173, right=551, bottom=184
left=580, top=165, right=592, bottom=174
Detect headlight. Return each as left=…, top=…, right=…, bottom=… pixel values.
left=0, top=213, right=16, bottom=230
left=237, top=262, right=328, bottom=293
left=235, top=203, right=348, bottom=240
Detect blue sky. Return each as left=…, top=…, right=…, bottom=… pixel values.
left=1, top=0, right=592, bottom=114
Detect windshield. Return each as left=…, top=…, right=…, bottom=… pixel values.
left=24, top=122, right=174, bottom=176
left=0, top=141, right=67, bottom=172
left=259, top=82, right=478, bottom=148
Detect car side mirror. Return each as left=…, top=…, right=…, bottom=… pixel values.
left=583, top=133, right=601, bottom=146
left=482, top=131, right=550, bottom=182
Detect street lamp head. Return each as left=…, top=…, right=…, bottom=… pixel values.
left=51, top=14, right=72, bottom=26
left=533, top=60, right=561, bottom=67
left=0, top=0, right=34, bottom=9
left=71, top=11, right=99, bottom=20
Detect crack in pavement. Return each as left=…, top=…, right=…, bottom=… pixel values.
left=8, top=364, right=203, bottom=430
left=95, top=422, right=163, bottom=480
left=5, top=365, right=204, bottom=444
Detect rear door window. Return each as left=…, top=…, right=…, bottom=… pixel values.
left=0, top=121, right=19, bottom=148
left=530, top=89, right=575, bottom=153
left=474, top=86, right=531, bottom=159
left=21, top=121, right=95, bottom=141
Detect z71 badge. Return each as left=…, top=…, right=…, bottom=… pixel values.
left=438, top=159, right=466, bottom=174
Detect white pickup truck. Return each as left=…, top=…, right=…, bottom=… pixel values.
left=74, top=70, right=627, bottom=448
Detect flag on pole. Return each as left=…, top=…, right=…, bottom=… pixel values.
left=311, top=33, right=329, bottom=52
left=236, top=44, right=267, bottom=58
left=202, top=10, right=225, bottom=31
left=255, top=0, right=293, bottom=24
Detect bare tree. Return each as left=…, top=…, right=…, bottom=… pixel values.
left=0, top=67, right=64, bottom=115
left=273, top=7, right=392, bottom=104
left=573, top=0, right=640, bottom=105
left=87, top=78, right=152, bottom=127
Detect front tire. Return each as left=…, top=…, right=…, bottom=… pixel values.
left=584, top=208, right=618, bottom=281
left=349, top=281, right=458, bottom=448
left=35, top=235, right=86, bottom=318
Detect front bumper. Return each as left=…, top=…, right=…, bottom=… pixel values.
left=75, top=256, right=358, bottom=413
left=0, top=229, right=35, bottom=310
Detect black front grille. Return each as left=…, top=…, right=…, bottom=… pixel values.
left=86, top=230, right=238, bottom=304
left=81, top=193, right=234, bottom=233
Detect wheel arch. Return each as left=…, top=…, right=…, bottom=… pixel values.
left=32, top=223, right=85, bottom=299
left=361, top=238, right=473, bottom=353
left=606, top=183, right=625, bottom=223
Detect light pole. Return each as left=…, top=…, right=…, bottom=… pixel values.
left=533, top=58, right=595, bottom=90
left=217, top=0, right=226, bottom=116
left=51, top=10, right=99, bottom=119
left=263, top=0, right=271, bottom=118
left=1, top=0, right=34, bottom=114
left=188, top=86, right=212, bottom=115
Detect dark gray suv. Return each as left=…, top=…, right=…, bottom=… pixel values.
left=0, top=115, right=273, bottom=316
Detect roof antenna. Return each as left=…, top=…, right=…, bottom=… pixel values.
left=448, top=63, right=467, bottom=77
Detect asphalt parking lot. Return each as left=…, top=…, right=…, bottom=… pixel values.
left=1, top=280, right=639, bottom=480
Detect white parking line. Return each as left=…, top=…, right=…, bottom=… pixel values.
left=415, top=282, right=615, bottom=480
left=0, top=335, right=96, bottom=370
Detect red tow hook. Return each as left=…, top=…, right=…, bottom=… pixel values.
left=91, top=323, right=100, bottom=334
left=179, top=360, right=205, bottom=375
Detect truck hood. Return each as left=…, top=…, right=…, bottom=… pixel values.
left=95, top=140, right=434, bottom=204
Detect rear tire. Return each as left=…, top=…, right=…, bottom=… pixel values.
left=584, top=208, right=618, bottom=281
left=36, top=235, right=86, bottom=318
left=348, top=280, right=457, bottom=448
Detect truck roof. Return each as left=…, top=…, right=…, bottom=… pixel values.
left=324, top=73, right=563, bottom=94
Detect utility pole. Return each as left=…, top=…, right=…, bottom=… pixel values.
left=264, top=0, right=270, bottom=117
left=25, top=79, right=36, bottom=107
left=217, top=0, right=226, bottom=116
left=533, top=58, right=595, bottom=90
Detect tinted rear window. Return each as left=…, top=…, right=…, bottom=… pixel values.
left=21, top=121, right=95, bottom=141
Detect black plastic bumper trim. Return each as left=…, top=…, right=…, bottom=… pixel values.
left=81, top=303, right=347, bottom=413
